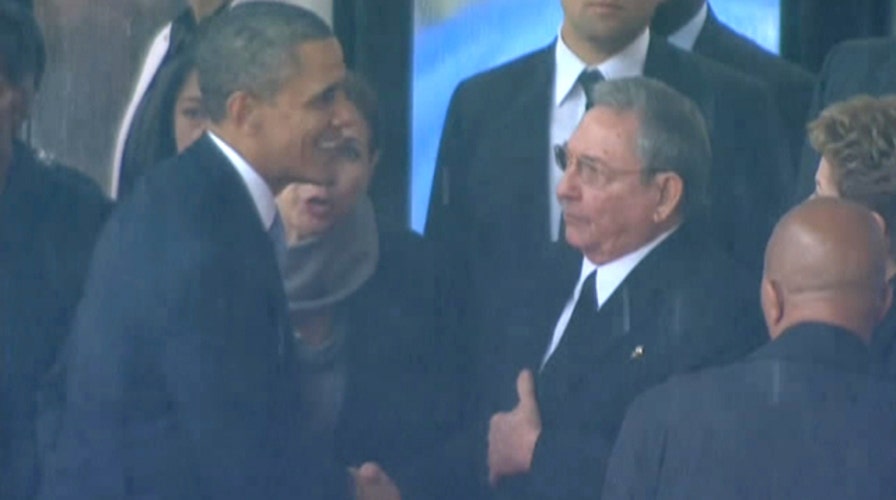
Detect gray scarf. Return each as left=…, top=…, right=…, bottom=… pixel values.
left=280, top=196, right=379, bottom=314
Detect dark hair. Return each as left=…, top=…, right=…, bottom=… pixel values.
left=118, top=50, right=198, bottom=198
left=589, top=76, right=711, bottom=217
left=196, top=1, right=333, bottom=122
left=343, top=71, right=380, bottom=154
left=0, top=2, right=45, bottom=89
left=809, top=95, right=896, bottom=259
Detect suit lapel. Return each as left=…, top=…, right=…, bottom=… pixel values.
left=537, top=228, right=692, bottom=397
left=527, top=240, right=583, bottom=370
left=192, top=136, right=293, bottom=363
left=692, top=7, right=724, bottom=57
left=473, top=45, right=555, bottom=239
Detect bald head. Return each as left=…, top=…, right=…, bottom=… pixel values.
left=762, top=197, right=891, bottom=341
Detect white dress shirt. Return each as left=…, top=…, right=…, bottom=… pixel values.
left=541, top=226, right=678, bottom=367
left=548, top=29, right=651, bottom=240
left=208, top=132, right=279, bottom=231
left=667, top=2, right=708, bottom=52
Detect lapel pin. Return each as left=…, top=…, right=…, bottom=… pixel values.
left=630, top=345, right=645, bottom=360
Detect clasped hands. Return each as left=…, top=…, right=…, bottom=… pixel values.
left=488, top=369, right=542, bottom=487
left=348, top=369, right=542, bottom=495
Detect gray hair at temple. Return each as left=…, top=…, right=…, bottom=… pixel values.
left=589, top=77, right=711, bottom=217
left=196, top=1, right=333, bottom=122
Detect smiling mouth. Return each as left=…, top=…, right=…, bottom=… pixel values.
left=583, top=1, right=623, bottom=11
left=316, top=127, right=343, bottom=150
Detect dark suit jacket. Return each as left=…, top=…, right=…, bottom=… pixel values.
left=692, top=7, right=815, bottom=167
left=40, top=135, right=310, bottom=499
left=870, top=280, right=896, bottom=377
left=0, top=141, right=111, bottom=499
left=603, top=322, right=896, bottom=500
left=473, top=225, right=766, bottom=500
left=428, top=38, right=787, bottom=387
left=794, top=37, right=896, bottom=201
left=329, top=224, right=456, bottom=500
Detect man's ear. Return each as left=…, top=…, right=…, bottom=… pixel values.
left=226, top=90, right=262, bottom=133
left=652, top=172, right=683, bottom=223
left=871, top=210, right=888, bottom=238
left=761, top=277, right=785, bottom=337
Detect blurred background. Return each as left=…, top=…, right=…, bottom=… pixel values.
left=14, top=0, right=896, bottom=230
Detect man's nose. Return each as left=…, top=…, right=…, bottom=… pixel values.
left=330, top=89, right=352, bottom=128
left=556, top=167, right=578, bottom=202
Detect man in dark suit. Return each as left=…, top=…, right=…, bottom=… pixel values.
left=40, top=4, right=351, bottom=499
left=0, top=5, right=111, bottom=498
left=427, top=0, right=789, bottom=398
left=652, top=0, right=815, bottom=168
left=603, top=197, right=896, bottom=499
left=478, top=78, right=765, bottom=500
left=794, top=37, right=896, bottom=201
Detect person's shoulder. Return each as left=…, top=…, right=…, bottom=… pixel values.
left=826, top=36, right=896, bottom=65
left=693, top=49, right=771, bottom=95
left=133, top=136, right=223, bottom=201
left=655, top=224, right=750, bottom=280
left=700, top=16, right=814, bottom=86
left=109, top=140, right=227, bottom=247
left=649, top=225, right=767, bottom=351
left=453, top=43, right=553, bottom=99
left=631, top=360, right=750, bottom=417
left=18, top=144, right=111, bottom=213
left=649, top=36, right=772, bottom=102
left=816, top=37, right=896, bottom=105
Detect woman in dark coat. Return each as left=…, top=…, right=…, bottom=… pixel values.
left=275, top=72, right=456, bottom=500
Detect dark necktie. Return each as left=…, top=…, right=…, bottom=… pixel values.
left=566, top=270, right=599, bottom=338
left=578, top=69, right=606, bottom=110
left=543, top=270, right=599, bottom=373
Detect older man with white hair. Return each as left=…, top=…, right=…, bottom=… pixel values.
left=471, top=76, right=765, bottom=500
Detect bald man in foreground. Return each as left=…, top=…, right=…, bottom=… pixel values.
left=602, top=197, right=896, bottom=499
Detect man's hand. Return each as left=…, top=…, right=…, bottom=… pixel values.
left=350, top=462, right=401, bottom=500
left=488, top=369, right=542, bottom=486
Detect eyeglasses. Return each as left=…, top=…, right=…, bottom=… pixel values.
left=553, top=143, right=642, bottom=188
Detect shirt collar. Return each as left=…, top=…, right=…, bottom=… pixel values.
left=554, top=27, right=651, bottom=107
left=667, top=1, right=708, bottom=51
left=207, top=131, right=278, bottom=230
left=577, top=225, right=678, bottom=308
